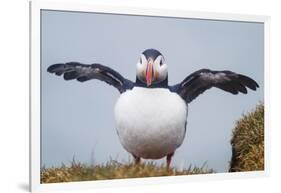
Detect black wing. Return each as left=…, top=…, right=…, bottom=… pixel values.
left=170, top=69, right=259, bottom=104
left=47, top=62, right=134, bottom=93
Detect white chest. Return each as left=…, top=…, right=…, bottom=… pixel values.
left=114, top=87, right=188, bottom=159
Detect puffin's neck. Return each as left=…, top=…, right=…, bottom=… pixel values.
left=135, top=77, right=168, bottom=89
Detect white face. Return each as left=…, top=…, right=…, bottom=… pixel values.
left=136, top=54, right=168, bottom=86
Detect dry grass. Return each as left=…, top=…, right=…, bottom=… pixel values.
left=41, top=160, right=214, bottom=183
left=229, top=103, right=264, bottom=172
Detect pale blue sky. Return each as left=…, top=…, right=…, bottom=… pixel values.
left=41, top=10, right=264, bottom=172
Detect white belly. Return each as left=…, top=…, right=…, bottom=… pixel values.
left=114, top=87, right=187, bottom=159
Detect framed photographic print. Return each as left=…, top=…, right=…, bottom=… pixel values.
left=30, top=0, right=270, bottom=192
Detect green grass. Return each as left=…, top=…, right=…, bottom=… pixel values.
left=41, top=160, right=214, bottom=183
left=229, top=103, right=264, bottom=172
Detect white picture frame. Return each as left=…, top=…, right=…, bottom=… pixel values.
left=30, top=0, right=270, bottom=192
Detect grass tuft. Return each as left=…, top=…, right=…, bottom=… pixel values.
left=229, top=103, right=264, bottom=172
left=41, top=160, right=214, bottom=183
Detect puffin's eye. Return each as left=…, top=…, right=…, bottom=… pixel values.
left=160, top=59, right=163, bottom=66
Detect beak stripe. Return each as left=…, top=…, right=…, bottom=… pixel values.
left=146, top=60, right=153, bottom=86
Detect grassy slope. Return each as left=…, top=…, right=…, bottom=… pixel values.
left=229, top=103, right=264, bottom=172
left=41, top=161, right=213, bottom=183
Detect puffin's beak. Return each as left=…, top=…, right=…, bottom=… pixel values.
left=146, top=59, right=153, bottom=86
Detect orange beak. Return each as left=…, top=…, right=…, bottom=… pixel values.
left=146, top=60, right=153, bottom=86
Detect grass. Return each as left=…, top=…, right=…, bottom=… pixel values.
left=41, top=160, right=214, bottom=183
left=229, top=103, right=264, bottom=172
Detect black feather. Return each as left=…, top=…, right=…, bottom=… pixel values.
left=170, top=69, right=259, bottom=104
left=64, top=71, right=80, bottom=80
left=47, top=62, right=134, bottom=93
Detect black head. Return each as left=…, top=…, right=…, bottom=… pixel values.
left=136, top=49, right=168, bottom=88
left=142, top=49, right=163, bottom=61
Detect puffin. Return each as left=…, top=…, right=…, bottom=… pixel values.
left=47, top=48, right=259, bottom=168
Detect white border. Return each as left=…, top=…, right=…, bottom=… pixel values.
left=30, top=0, right=270, bottom=192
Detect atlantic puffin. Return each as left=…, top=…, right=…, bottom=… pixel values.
left=47, top=48, right=259, bottom=168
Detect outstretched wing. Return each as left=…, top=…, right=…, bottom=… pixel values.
left=47, top=62, right=134, bottom=93
left=170, top=69, right=259, bottom=104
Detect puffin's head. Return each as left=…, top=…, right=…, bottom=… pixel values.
left=136, top=49, right=168, bottom=87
